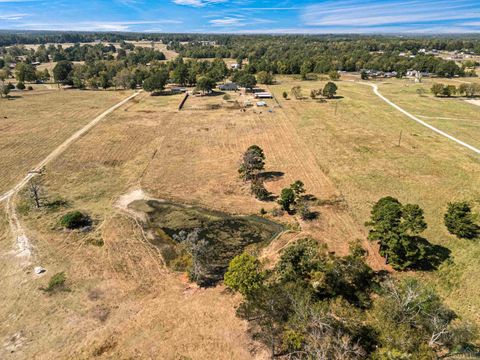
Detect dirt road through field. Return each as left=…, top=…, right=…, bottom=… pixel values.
left=0, top=91, right=141, bottom=259
left=359, top=82, right=480, bottom=155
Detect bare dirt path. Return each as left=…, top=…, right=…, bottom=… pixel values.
left=358, top=82, right=480, bottom=155
left=0, top=91, right=141, bottom=260
left=465, top=99, right=480, bottom=107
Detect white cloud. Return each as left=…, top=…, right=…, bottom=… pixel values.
left=12, top=20, right=182, bottom=32
left=173, top=0, right=227, bottom=7
left=208, top=16, right=273, bottom=27
left=0, top=13, right=27, bottom=20
left=209, top=17, right=243, bottom=26
left=302, top=0, right=480, bottom=27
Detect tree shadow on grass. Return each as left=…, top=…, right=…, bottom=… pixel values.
left=5, top=95, right=23, bottom=100
left=258, top=171, right=284, bottom=182
left=411, top=236, right=451, bottom=271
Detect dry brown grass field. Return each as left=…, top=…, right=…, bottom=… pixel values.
left=1, top=74, right=479, bottom=358
left=0, top=89, right=131, bottom=196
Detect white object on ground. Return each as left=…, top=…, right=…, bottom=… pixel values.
left=34, top=266, right=46, bottom=274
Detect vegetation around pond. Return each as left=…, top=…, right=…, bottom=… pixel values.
left=128, top=200, right=283, bottom=286
left=225, top=239, right=478, bottom=359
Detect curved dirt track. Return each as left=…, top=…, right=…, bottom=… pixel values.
left=359, top=82, right=480, bottom=155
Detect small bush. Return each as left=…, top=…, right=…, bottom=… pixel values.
left=42, top=272, right=69, bottom=293
left=298, top=201, right=317, bottom=221
left=260, top=208, right=267, bottom=215
left=444, top=202, right=478, bottom=239
left=27, top=85, right=34, bottom=91
left=59, top=211, right=91, bottom=229
left=16, top=200, right=31, bottom=216
left=251, top=178, right=271, bottom=201
left=16, top=81, right=25, bottom=90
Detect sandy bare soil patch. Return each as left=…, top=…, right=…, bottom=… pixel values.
left=465, top=99, right=480, bottom=107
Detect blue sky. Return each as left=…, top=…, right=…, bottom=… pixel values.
left=0, top=0, right=479, bottom=34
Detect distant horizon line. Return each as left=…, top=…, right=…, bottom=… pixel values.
left=1, top=29, right=480, bottom=37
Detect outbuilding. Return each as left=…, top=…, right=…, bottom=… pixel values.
left=218, top=82, right=238, bottom=91
left=254, top=92, right=273, bottom=99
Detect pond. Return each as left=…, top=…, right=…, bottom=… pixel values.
left=129, top=200, right=283, bottom=285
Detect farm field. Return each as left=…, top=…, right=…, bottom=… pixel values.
left=269, top=77, right=480, bottom=322
left=1, top=81, right=384, bottom=357
left=1, top=75, right=479, bottom=358
left=376, top=77, right=480, bottom=149
left=0, top=89, right=131, bottom=196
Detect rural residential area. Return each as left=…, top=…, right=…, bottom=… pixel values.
left=0, top=1, right=480, bottom=359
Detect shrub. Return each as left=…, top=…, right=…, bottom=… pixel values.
left=27, top=85, right=34, bottom=91
left=224, top=253, right=263, bottom=296
left=322, top=81, right=338, bottom=99
left=59, top=211, right=91, bottom=229
left=298, top=201, right=317, bottom=221
left=251, top=177, right=270, bottom=201
left=42, top=272, right=69, bottom=293
left=16, top=81, right=25, bottom=90
left=329, top=70, right=340, bottom=81
left=444, top=202, right=478, bottom=239
left=431, top=83, right=444, bottom=96
left=278, top=188, right=295, bottom=213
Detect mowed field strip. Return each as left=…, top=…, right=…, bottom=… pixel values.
left=377, top=77, right=480, bottom=150
left=358, top=81, right=480, bottom=155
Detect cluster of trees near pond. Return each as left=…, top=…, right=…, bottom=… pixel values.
left=222, top=145, right=480, bottom=359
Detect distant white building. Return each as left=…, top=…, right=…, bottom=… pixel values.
left=254, top=92, right=273, bottom=99
left=230, top=63, right=240, bottom=70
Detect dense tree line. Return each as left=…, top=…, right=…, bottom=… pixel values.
left=172, top=36, right=476, bottom=77
left=431, top=82, right=480, bottom=97
left=2, top=32, right=479, bottom=79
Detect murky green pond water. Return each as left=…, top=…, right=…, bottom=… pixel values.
left=129, top=200, right=283, bottom=284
